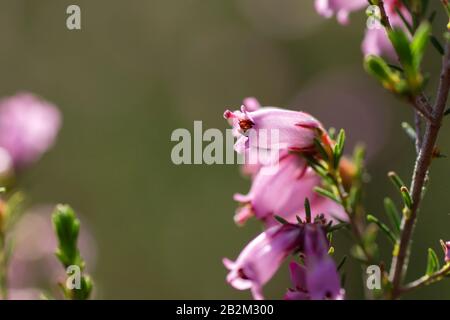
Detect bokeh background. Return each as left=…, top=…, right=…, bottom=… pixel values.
left=0, top=0, right=448, bottom=299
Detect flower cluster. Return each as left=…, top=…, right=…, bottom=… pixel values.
left=220, top=1, right=450, bottom=300
left=223, top=98, right=345, bottom=299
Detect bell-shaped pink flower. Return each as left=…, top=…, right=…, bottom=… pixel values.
left=224, top=104, right=322, bottom=155
left=285, top=225, right=344, bottom=300
left=0, top=93, right=61, bottom=168
left=223, top=223, right=304, bottom=300
left=362, top=1, right=412, bottom=61
left=233, top=153, right=347, bottom=226
left=315, top=0, right=367, bottom=25
left=444, top=241, right=450, bottom=263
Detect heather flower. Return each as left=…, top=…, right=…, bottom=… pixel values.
left=224, top=104, right=322, bottom=154
left=285, top=225, right=344, bottom=300
left=8, top=289, right=42, bottom=300
left=444, top=241, right=450, bottom=263
left=233, top=153, right=347, bottom=226
left=315, top=0, right=367, bottom=25
left=0, top=93, right=61, bottom=168
left=223, top=223, right=304, bottom=300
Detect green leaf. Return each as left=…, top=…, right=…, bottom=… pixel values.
left=304, top=198, right=311, bottom=223
left=314, top=187, right=341, bottom=204
left=401, top=122, right=417, bottom=142
left=383, top=197, right=401, bottom=234
left=388, top=171, right=406, bottom=190
left=388, top=28, right=414, bottom=71
left=327, top=222, right=349, bottom=233
left=52, top=205, right=81, bottom=268
left=364, top=55, right=401, bottom=91
left=430, top=35, right=445, bottom=56
left=333, top=129, right=345, bottom=169
left=313, top=138, right=329, bottom=161
left=274, top=215, right=288, bottom=225
left=337, top=255, right=347, bottom=271
left=367, top=214, right=397, bottom=244
left=426, top=248, right=440, bottom=276
left=400, top=186, right=413, bottom=210
left=411, top=22, right=431, bottom=69
left=428, top=10, right=437, bottom=24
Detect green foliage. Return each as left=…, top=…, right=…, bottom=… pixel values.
left=426, top=248, right=440, bottom=276
left=364, top=55, right=407, bottom=94
left=314, top=186, right=341, bottom=204
left=388, top=171, right=406, bottom=190
left=304, top=198, right=312, bottom=223
left=401, top=122, right=418, bottom=142
left=367, top=214, right=397, bottom=244
left=52, top=204, right=93, bottom=300
left=53, top=205, right=82, bottom=269
left=383, top=198, right=401, bottom=234
left=366, top=22, right=431, bottom=96
left=333, top=129, right=345, bottom=170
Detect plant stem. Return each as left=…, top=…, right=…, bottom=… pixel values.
left=399, top=264, right=450, bottom=295
left=330, top=169, right=374, bottom=264
left=414, top=111, right=422, bottom=153
left=378, top=0, right=393, bottom=31
left=389, top=41, right=450, bottom=299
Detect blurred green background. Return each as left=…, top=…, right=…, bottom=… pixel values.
left=0, top=0, right=448, bottom=299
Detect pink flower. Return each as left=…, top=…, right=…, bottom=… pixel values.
left=224, top=103, right=322, bottom=154
left=445, top=241, right=450, bottom=263
left=223, top=223, right=304, bottom=300
left=0, top=93, right=61, bottom=168
left=362, top=1, right=412, bottom=61
left=285, top=225, right=344, bottom=300
left=233, top=153, right=347, bottom=226
left=315, top=0, right=367, bottom=25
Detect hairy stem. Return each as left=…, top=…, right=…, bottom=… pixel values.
left=414, top=111, right=422, bottom=153
left=399, top=264, right=450, bottom=295
left=389, top=41, right=450, bottom=299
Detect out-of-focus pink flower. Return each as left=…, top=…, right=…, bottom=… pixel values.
left=224, top=104, right=321, bottom=154
left=285, top=225, right=344, bottom=300
left=8, top=288, right=42, bottom=300
left=242, top=97, right=261, bottom=112
left=315, top=0, right=367, bottom=25
left=362, top=1, right=412, bottom=61
left=233, top=153, right=347, bottom=226
left=0, top=93, right=61, bottom=168
left=7, top=205, right=96, bottom=298
left=444, top=241, right=450, bottom=263
left=223, top=224, right=304, bottom=300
